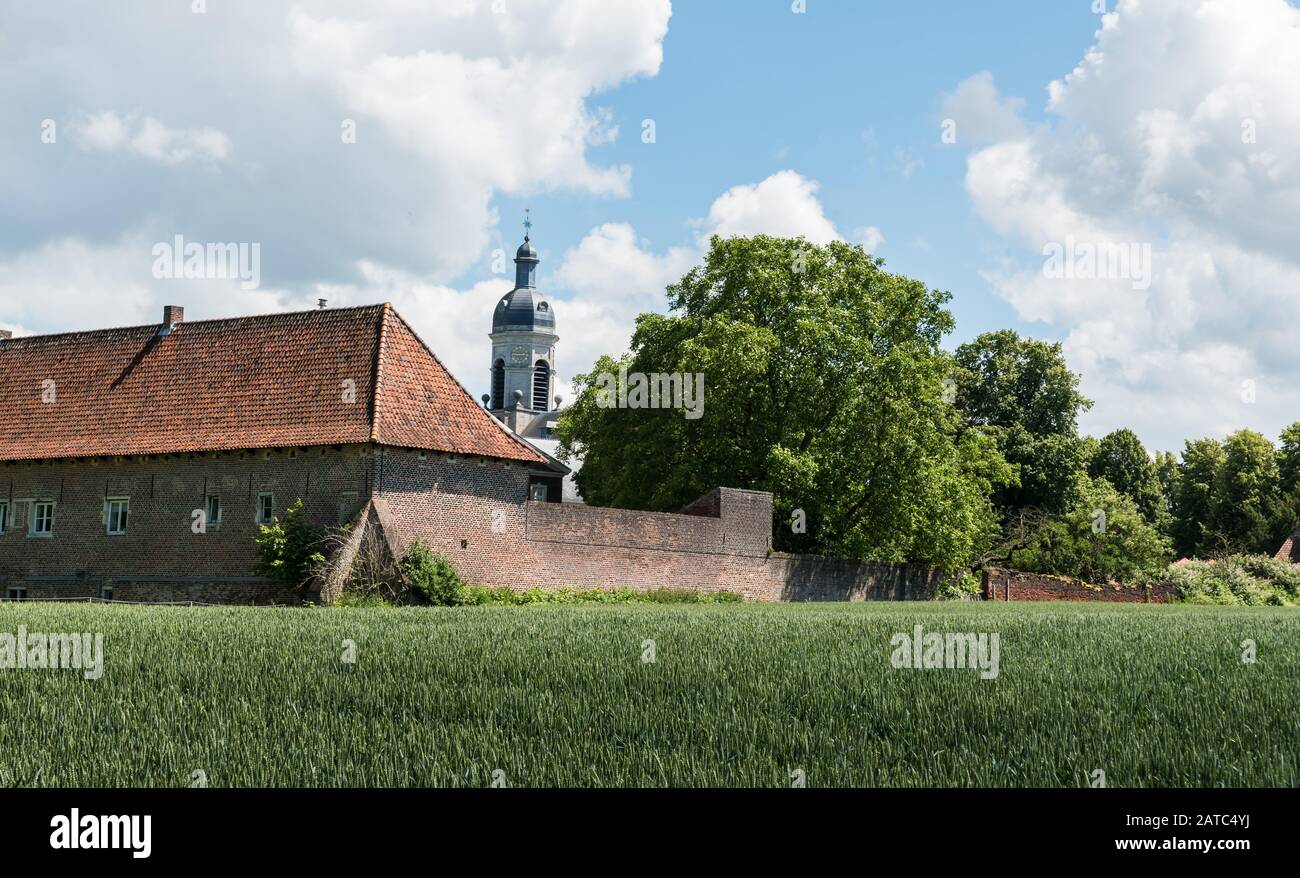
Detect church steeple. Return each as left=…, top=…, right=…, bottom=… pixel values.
left=489, top=211, right=557, bottom=423
left=514, top=209, right=539, bottom=289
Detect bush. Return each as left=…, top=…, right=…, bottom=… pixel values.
left=400, top=541, right=468, bottom=606
left=1165, top=554, right=1298, bottom=606
left=935, top=571, right=982, bottom=600
left=255, top=499, right=327, bottom=588
left=1010, top=477, right=1173, bottom=584
left=332, top=592, right=393, bottom=608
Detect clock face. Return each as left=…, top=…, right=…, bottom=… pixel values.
left=510, top=345, right=528, bottom=364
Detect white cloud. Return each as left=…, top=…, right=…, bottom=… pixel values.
left=698, top=170, right=841, bottom=244
left=961, top=0, right=1300, bottom=452
left=0, top=0, right=672, bottom=294
left=70, top=112, right=233, bottom=164
left=939, top=71, right=1026, bottom=145
left=854, top=226, right=885, bottom=253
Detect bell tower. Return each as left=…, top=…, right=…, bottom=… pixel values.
left=488, top=212, right=557, bottom=435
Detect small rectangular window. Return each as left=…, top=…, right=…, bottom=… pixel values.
left=100, top=586, right=113, bottom=602
left=30, top=501, right=54, bottom=536
left=106, top=498, right=129, bottom=535
left=5, top=587, right=27, bottom=601
left=206, top=495, right=221, bottom=527
left=256, top=493, right=274, bottom=524
left=0, top=500, right=8, bottom=534
left=530, top=482, right=548, bottom=501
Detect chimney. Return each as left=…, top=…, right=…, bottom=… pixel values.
left=317, top=298, right=328, bottom=310
left=159, top=305, right=184, bottom=336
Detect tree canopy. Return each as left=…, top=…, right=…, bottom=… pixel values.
left=557, top=235, right=1012, bottom=570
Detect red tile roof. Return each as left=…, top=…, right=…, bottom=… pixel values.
left=0, top=304, right=544, bottom=464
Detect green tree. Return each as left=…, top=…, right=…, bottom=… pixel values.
left=557, top=235, right=1013, bottom=570
left=952, top=330, right=1092, bottom=514
left=1204, top=430, right=1285, bottom=556
left=1278, top=422, right=1300, bottom=495
left=1088, top=428, right=1165, bottom=524
left=1010, top=477, right=1173, bottom=584
left=1153, top=450, right=1180, bottom=519
left=1171, top=438, right=1226, bottom=558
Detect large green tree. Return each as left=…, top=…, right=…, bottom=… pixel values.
left=557, top=235, right=1013, bottom=570
left=952, top=330, right=1092, bottom=515
left=1088, top=428, right=1166, bottom=525
left=1204, top=430, right=1286, bottom=556
left=1171, top=438, right=1225, bottom=557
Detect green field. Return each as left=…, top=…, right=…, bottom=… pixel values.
left=1, top=601, right=1296, bottom=787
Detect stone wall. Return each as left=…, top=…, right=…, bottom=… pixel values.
left=982, top=567, right=1177, bottom=603
left=0, top=446, right=370, bottom=604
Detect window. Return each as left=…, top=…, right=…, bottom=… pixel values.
left=337, top=494, right=358, bottom=525
left=30, top=501, right=54, bottom=536
left=0, top=500, right=7, bottom=534
left=5, top=587, right=26, bottom=601
left=491, top=359, right=505, bottom=410
left=256, top=493, right=274, bottom=524
left=106, top=498, right=129, bottom=535
left=206, top=495, right=221, bottom=527
left=530, top=482, right=548, bottom=502
left=532, top=360, right=550, bottom=410
left=100, top=586, right=113, bottom=602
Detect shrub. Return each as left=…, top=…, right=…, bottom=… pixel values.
left=935, top=571, right=982, bottom=600
left=255, top=499, right=327, bottom=588
left=400, top=541, right=468, bottom=606
left=332, top=592, right=393, bottom=608
left=1010, top=477, right=1173, bottom=584
left=1164, top=554, right=1297, bottom=606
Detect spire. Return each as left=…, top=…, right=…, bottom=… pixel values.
left=514, top=209, right=539, bottom=289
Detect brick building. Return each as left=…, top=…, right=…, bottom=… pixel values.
left=0, top=301, right=943, bottom=604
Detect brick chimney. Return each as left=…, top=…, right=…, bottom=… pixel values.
left=159, top=305, right=184, bottom=336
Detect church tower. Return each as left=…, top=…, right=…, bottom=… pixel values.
left=487, top=214, right=557, bottom=435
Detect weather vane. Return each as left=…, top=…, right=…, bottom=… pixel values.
left=523, top=208, right=532, bottom=241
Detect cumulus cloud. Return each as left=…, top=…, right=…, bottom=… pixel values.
left=939, top=71, right=1026, bottom=145
left=959, top=0, right=1300, bottom=452
left=698, top=170, right=841, bottom=244
left=0, top=0, right=671, bottom=296
left=69, top=112, right=232, bottom=164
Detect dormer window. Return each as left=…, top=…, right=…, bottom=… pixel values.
left=537, top=302, right=548, bottom=312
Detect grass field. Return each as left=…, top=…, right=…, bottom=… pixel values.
left=1, top=601, right=1296, bottom=787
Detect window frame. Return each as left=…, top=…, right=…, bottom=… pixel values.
left=256, top=493, right=274, bottom=524
left=105, top=497, right=129, bottom=536
left=0, top=499, right=8, bottom=534
left=529, top=482, right=549, bottom=502
left=29, top=501, right=54, bottom=537
left=5, top=587, right=27, bottom=601
left=206, top=495, right=222, bottom=528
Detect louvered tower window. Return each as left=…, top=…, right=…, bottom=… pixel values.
left=532, top=361, right=550, bottom=410
left=491, top=359, right=505, bottom=409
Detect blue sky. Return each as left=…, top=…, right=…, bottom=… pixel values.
left=487, top=0, right=1099, bottom=343
left=2, top=0, right=1299, bottom=453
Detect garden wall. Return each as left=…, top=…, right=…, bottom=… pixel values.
left=982, top=567, right=1177, bottom=603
